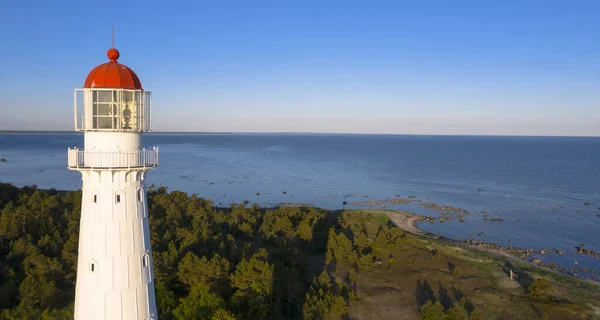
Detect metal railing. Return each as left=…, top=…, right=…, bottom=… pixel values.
left=67, top=147, right=159, bottom=169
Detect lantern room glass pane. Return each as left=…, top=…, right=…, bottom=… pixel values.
left=122, top=91, right=136, bottom=130
left=92, top=90, right=118, bottom=129
left=135, top=91, right=142, bottom=130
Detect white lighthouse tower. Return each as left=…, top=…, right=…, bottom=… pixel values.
left=68, top=46, right=158, bottom=320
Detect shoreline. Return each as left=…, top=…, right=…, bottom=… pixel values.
left=378, top=209, right=600, bottom=286
left=383, top=209, right=530, bottom=260
left=13, top=184, right=600, bottom=284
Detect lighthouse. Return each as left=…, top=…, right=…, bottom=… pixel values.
left=68, top=47, right=158, bottom=319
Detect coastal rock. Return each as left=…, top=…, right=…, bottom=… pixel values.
left=0, top=158, right=6, bottom=162
left=483, top=217, right=505, bottom=222
left=573, top=244, right=600, bottom=258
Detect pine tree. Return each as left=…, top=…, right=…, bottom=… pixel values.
left=420, top=301, right=445, bottom=320
left=354, top=232, right=369, bottom=250
left=211, top=308, right=236, bottom=320
left=230, top=256, right=274, bottom=318
left=173, top=283, right=224, bottom=320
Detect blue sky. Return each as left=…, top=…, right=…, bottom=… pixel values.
left=0, top=0, right=599, bottom=135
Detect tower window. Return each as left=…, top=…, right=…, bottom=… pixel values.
left=116, top=194, right=121, bottom=203
left=142, top=254, right=148, bottom=268
left=93, top=195, right=97, bottom=203
left=90, top=263, right=95, bottom=272
left=137, top=190, right=142, bottom=202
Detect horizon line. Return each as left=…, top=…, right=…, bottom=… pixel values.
left=0, top=130, right=598, bottom=138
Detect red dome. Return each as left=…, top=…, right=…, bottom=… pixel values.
left=84, top=48, right=143, bottom=90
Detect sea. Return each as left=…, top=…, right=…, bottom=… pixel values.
left=1, top=133, right=599, bottom=278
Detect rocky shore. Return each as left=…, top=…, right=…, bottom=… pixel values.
left=381, top=210, right=600, bottom=283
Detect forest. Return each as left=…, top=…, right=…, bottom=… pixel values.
left=0, top=182, right=598, bottom=320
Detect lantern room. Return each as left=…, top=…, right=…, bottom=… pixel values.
left=74, top=48, right=152, bottom=132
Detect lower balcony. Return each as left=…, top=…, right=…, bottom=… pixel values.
left=67, top=147, right=158, bottom=169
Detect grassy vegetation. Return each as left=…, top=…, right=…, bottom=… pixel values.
left=336, top=210, right=600, bottom=320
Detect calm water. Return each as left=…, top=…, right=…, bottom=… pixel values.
left=1, top=133, right=599, bottom=276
